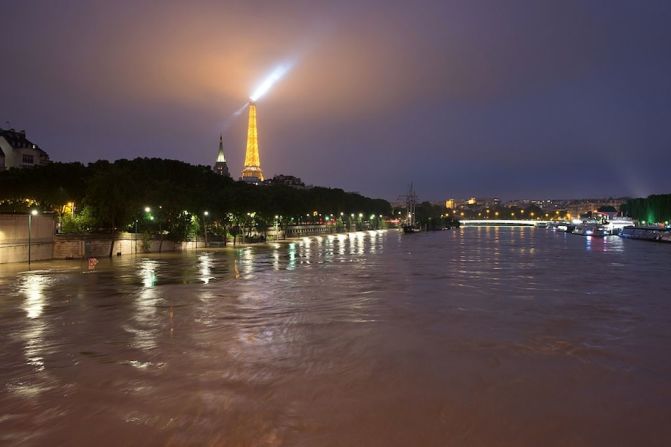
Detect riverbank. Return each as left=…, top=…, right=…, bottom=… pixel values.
left=0, top=214, right=388, bottom=265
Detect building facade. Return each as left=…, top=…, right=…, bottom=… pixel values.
left=264, top=174, right=306, bottom=188
left=0, top=128, right=50, bottom=171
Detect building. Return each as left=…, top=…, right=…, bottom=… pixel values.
left=0, top=128, right=49, bottom=171
left=264, top=174, right=306, bottom=189
left=240, top=101, right=265, bottom=184
left=213, top=135, right=230, bottom=177
left=445, top=199, right=456, bottom=209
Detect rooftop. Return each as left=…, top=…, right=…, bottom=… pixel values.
left=0, top=128, right=47, bottom=155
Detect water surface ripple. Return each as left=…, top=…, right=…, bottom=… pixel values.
left=1, top=228, right=670, bottom=446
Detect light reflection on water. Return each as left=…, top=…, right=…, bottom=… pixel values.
left=1, top=228, right=670, bottom=446
left=20, top=273, right=47, bottom=319
left=198, top=253, right=213, bottom=284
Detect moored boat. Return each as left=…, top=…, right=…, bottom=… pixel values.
left=573, top=221, right=612, bottom=237
left=401, top=183, right=421, bottom=234
left=619, top=226, right=671, bottom=242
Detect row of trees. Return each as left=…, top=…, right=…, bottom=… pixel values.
left=621, top=194, right=671, bottom=224
left=0, top=158, right=392, bottom=241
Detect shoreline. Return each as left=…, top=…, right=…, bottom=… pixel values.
left=1, top=229, right=392, bottom=271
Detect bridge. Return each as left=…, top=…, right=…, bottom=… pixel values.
left=459, top=219, right=551, bottom=227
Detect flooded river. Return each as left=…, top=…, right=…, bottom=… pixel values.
left=1, top=228, right=670, bottom=446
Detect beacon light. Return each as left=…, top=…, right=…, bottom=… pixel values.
left=250, top=63, right=293, bottom=102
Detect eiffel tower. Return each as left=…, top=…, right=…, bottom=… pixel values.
left=240, top=101, right=264, bottom=184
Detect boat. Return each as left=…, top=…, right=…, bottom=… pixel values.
left=400, top=183, right=421, bottom=234
left=619, top=226, right=670, bottom=242
left=572, top=221, right=612, bottom=237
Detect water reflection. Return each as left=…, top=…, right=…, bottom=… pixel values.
left=337, top=234, right=347, bottom=257
left=198, top=253, right=214, bottom=284
left=20, top=273, right=47, bottom=319
left=288, top=242, right=297, bottom=270
left=23, top=326, right=45, bottom=372
left=130, top=259, right=161, bottom=350
left=272, top=248, right=280, bottom=271
left=140, top=258, right=158, bottom=288
left=240, top=248, right=254, bottom=277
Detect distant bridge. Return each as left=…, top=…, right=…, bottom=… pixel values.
left=459, top=219, right=551, bottom=227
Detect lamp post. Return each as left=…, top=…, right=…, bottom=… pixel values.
left=274, top=215, right=280, bottom=241
left=28, top=209, right=38, bottom=266
left=203, top=211, right=209, bottom=247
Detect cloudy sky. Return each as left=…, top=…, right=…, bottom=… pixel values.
left=2, top=0, right=671, bottom=200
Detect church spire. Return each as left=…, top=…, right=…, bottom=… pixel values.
left=216, top=134, right=226, bottom=162
left=213, top=134, right=230, bottom=177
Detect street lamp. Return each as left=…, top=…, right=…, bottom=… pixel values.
left=28, top=209, right=38, bottom=266
left=203, top=211, right=209, bottom=247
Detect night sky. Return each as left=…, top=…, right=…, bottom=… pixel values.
left=2, top=0, right=671, bottom=201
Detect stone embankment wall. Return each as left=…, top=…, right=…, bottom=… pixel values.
left=52, top=233, right=180, bottom=259
left=0, top=215, right=187, bottom=264
left=1, top=214, right=338, bottom=264
left=0, top=214, right=55, bottom=264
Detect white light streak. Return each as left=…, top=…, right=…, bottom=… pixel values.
left=250, top=63, right=293, bottom=101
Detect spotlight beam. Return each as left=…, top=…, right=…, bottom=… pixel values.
left=250, top=63, right=292, bottom=101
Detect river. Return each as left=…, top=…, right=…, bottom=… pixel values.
left=1, top=228, right=670, bottom=446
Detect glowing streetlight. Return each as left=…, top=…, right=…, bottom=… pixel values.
left=203, top=211, right=209, bottom=246
left=28, top=209, right=38, bottom=266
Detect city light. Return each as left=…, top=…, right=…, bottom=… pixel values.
left=30, top=209, right=38, bottom=216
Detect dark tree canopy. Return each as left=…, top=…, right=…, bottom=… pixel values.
left=621, top=194, right=671, bottom=224
left=0, top=158, right=392, bottom=239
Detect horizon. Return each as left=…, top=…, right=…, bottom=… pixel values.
left=0, top=139, right=641, bottom=204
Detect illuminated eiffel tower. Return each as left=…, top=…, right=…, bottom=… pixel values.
left=240, top=101, right=264, bottom=184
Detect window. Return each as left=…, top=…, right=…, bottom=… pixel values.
left=22, top=154, right=34, bottom=164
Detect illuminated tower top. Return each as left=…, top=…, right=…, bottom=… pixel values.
left=241, top=101, right=264, bottom=183
left=213, top=135, right=230, bottom=177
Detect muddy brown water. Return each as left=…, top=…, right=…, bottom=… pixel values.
left=1, top=228, right=670, bottom=446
